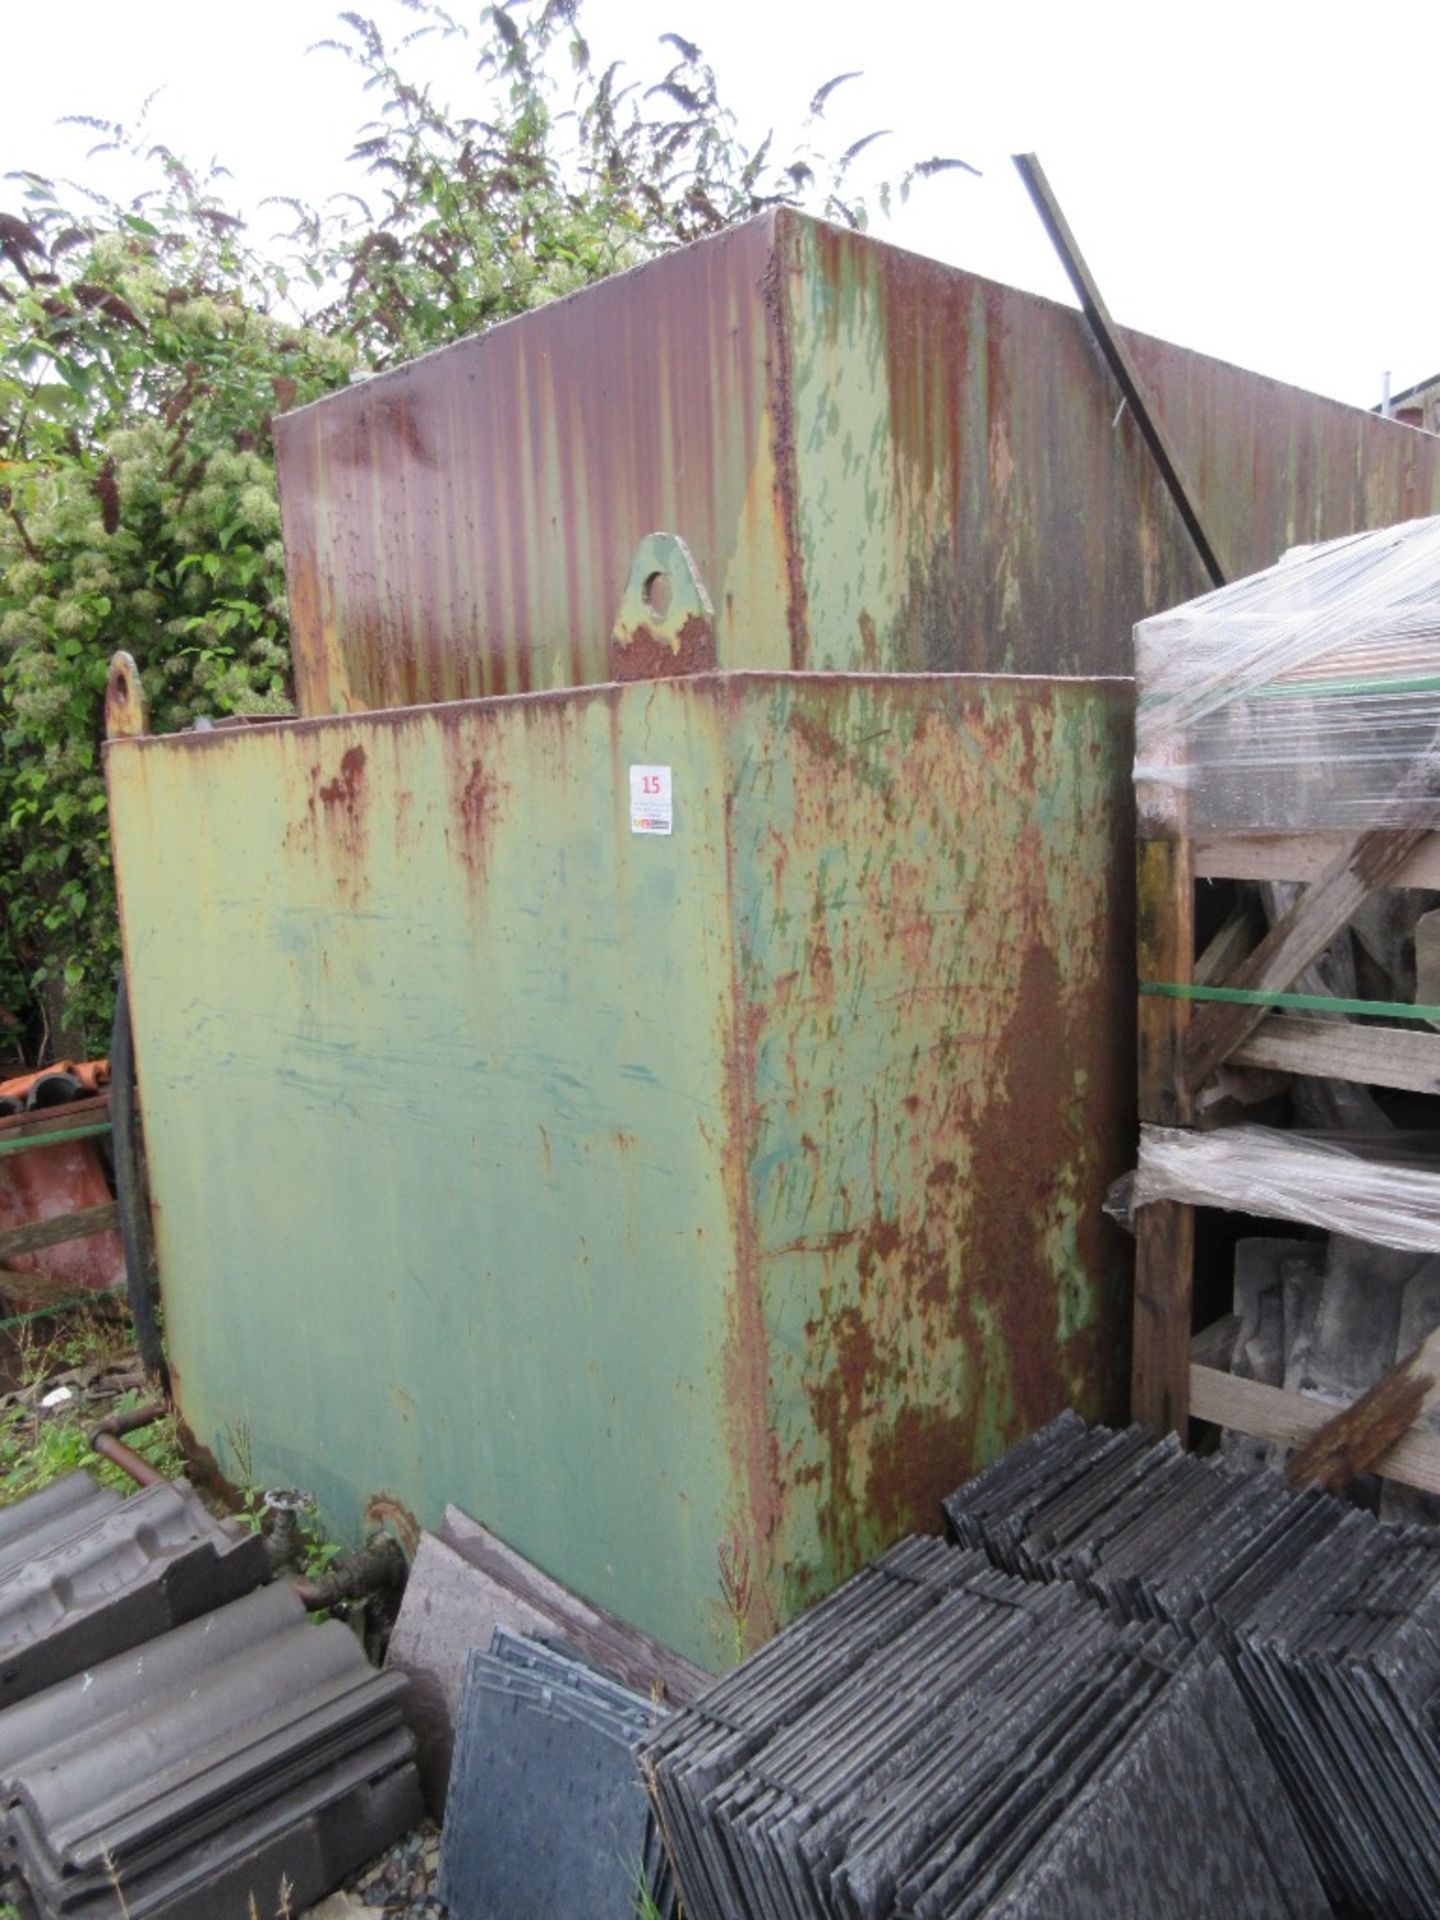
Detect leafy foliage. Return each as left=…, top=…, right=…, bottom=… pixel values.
left=0, top=0, right=972, bottom=1054
left=0, top=134, right=350, bottom=1048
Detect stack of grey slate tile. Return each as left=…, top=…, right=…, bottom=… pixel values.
left=641, top=1533, right=1327, bottom=1920
left=1234, top=1516, right=1440, bottom=1917
left=943, top=1411, right=1440, bottom=1919
left=0, top=1582, right=419, bottom=1919
left=438, top=1627, right=676, bottom=1920
left=388, top=1504, right=708, bottom=1813
left=940, top=1410, right=1355, bottom=1633
left=0, top=1473, right=420, bottom=1918
left=0, top=1469, right=268, bottom=1707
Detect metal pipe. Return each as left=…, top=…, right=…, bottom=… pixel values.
left=92, top=1432, right=165, bottom=1486
left=87, top=1408, right=406, bottom=1614
left=89, top=1399, right=168, bottom=1488
left=292, top=1533, right=408, bottom=1611
left=261, top=1488, right=313, bottom=1574
left=89, top=1399, right=406, bottom=1615
left=1012, top=152, right=1227, bottom=589
left=91, top=1399, right=167, bottom=1440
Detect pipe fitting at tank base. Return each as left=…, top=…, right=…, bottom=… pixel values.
left=261, top=1488, right=314, bottom=1574
left=89, top=1401, right=167, bottom=1489
left=89, top=1407, right=407, bottom=1614
left=293, top=1532, right=408, bottom=1612
left=259, top=1488, right=405, bottom=1610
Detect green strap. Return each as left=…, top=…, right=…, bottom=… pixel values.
left=0, top=1121, right=112, bottom=1158
left=1139, top=672, right=1440, bottom=706
left=1140, top=981, right=1440, bottom=1024
left=1246, top=672, right=1440, bottom=701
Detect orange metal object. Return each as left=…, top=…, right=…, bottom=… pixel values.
left=0, top=1059, right=110, bottom=1104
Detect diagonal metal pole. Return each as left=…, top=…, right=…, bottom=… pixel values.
left=1013, top=153, right=1227, bottom=589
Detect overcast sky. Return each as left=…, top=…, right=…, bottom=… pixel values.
left=6, top=0, right=1437, bottom=411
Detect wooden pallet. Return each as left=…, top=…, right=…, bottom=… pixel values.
left=1132, top=800, right=1440, bottom=1495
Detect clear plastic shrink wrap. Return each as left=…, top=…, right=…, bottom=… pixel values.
left=1132, top=1124, right=1440, bottom=1254
left=1135, top=514, right=1440, bottom=833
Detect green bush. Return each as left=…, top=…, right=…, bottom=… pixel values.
left=1, top=155, right=350, bottom=1049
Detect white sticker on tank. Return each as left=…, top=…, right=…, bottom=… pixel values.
left=630, top=765, right=673, bottom=835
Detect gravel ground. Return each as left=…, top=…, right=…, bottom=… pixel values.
left=301, top=1824, right=447, bottom=1918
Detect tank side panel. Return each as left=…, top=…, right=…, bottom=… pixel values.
left=105, top=683, right=742, bottom=1667
left=274, top=219, right=795, bottom=714
left=723, top=673, right=1136, bottom=1627
left=781, top=213, right=1440, bottom=677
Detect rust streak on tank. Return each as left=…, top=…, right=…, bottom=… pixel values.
left=763, top=232, right=809, bottom=671
left=444, top=745, right=501, bottom=889
left=318, top=742, right=366, bottom=812
left=719, top=954, right=782, bottom=1641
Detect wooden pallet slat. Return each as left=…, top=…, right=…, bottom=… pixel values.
left=1133, top=837, right=1196, bottom=1434
left=1189, top=1360, right=1440, bottom=1498
left=1230, top=1014, right=1440, bottom=1095
left=1193, top=902, right=1258, bottom=989
left=1287, top=1330, right=1440, bottom=1494
left=1195, top=832, right=1440, bottom=888
left=0, top=1094, right=110, bottom=1149
left=0, top=1202, right=119, bottom=1264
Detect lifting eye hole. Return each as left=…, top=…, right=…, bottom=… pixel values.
left=642, top=570, right=672, bottom=619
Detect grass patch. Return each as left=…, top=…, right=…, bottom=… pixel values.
left=0, top=1388, right=185, bottom=1503
left=631, top=1857, right=666, bottom=1920
left=38, top=1301, right=136, bottom=1376
left=0, top=1300, right=183, bottom=1506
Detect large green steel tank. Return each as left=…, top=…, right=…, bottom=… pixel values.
left=107, top=666, right=1132, bottom=1665
left=107, top=211, right=1440, bottom=1664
